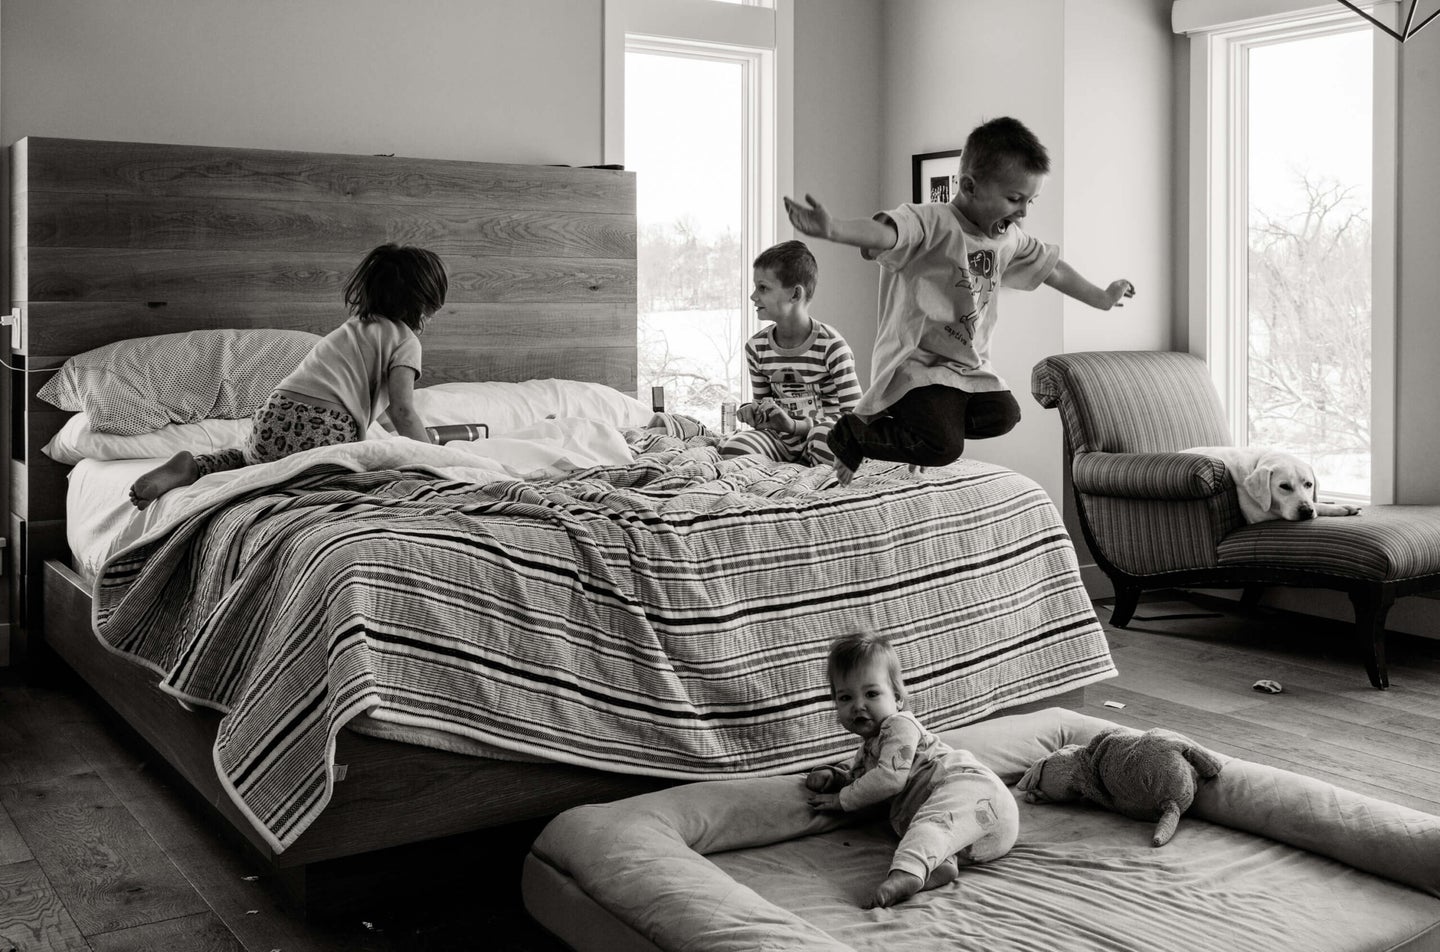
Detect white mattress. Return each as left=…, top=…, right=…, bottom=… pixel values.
left=66, top=458, right=162, bottom=579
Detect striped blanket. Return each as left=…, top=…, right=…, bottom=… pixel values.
left=93, top=432, right=1114, bottom=853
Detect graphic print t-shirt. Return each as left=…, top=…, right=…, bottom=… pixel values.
left=856, top=202, right=1058, bottom=418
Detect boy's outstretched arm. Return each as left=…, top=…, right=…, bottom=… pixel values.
left=1044, top=259, right=1136, bottom=310
left=785, top=194, right=897, bottom=252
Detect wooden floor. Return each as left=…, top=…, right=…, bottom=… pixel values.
left=3, top=590, right=1439, bottom=952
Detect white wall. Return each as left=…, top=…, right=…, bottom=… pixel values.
left=0, top=0, right=602, bottom=163
left=792, top=0, right=884, bottom=387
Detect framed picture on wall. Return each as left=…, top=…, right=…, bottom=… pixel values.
left=911, top=149, right=963, bottom=204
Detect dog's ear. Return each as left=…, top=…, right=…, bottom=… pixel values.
left=1243, top=465, right=1274, bottom=512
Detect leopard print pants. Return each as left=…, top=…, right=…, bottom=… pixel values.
left=193, top=393, right=360, bottom=478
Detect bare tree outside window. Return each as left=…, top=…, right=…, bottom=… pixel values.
left=1246, top=29, right=1371, bottom=498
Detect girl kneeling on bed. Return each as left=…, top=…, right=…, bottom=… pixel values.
left=807, top=630, right=1019, bottom=908
left=129, top=244, right=448, bottom=510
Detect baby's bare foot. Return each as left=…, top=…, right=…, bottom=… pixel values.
left=130, top=451, right=200, bottom=510
left=924, top=856, right=959, bottom=892
left=865, top=870, right=923, bottom=909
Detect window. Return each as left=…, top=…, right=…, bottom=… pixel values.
left=603, top=0, right=792, bottom=428
left=1180, top=1, right=1397, bottom=504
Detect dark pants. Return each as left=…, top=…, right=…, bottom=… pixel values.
left=826, top=385, right=1022, bottom=471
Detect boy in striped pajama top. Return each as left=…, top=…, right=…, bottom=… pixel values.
left=720, top=240, right=863, bottom=466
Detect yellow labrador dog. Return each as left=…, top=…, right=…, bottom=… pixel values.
left=1182, top=446, right=1362, bottom=524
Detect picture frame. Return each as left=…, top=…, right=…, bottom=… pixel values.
left=911, top=149, right=964, bottom=205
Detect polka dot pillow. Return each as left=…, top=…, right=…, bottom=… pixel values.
left=37, top=329, right=321, bottom=435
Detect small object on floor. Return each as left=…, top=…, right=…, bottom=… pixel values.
left=1252, top=679, right=1283, bottom=694
left=1103, top=700, right=1126, bottom=710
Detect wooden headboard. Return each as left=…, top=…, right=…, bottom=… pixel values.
left=7, top=136, right=637, bottom=655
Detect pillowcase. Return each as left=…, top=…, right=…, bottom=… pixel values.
left=391, top=379, right=652, bottom=435
left=37, top=328, right=321, bottom=435
left=43, top=413, right=253, bottom=465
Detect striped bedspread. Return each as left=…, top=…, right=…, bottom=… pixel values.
left=93, top=433, right=1114, bottom=852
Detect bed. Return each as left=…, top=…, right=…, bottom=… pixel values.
left=6, top=136, right=1116, bottom=904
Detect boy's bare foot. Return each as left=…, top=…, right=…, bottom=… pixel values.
left=865, top=870, right=923, bottom=909
left=832, top=459, right=855, bottom=488
left=129, top=451, right=200, bottom=510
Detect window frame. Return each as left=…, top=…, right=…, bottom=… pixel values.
left=602, top=0, right=794, bottom=355
left=1180, top=0, right=1398, bottom=504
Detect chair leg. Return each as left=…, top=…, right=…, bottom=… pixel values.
left=1347, top=586, right=1395, bottom=690
left=1109, top=584, right=1142, bottom=629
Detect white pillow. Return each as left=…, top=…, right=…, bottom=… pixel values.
left=43, top=413, right=253, bottom=465
left=393, top=379, right=651, bottom=435
left=42, top=413, right=394, bottom=465
left=37, top=328, right=321, bottom=435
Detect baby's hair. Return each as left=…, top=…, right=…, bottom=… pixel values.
left=344, top=243, right=449, bottom=332
left=825, top=629, right=906, bottom=702
left=754, top=239, right=818, bottom=302
left=961, top=116, right=1051, bottom=182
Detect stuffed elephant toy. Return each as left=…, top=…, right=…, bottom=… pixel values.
left=1015, top=725, right=1225, bottom=846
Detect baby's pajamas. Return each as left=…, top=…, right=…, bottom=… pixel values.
left=834, top=710, right=1018, bottom=882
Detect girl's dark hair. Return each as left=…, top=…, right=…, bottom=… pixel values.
left=825, top=629, right=906, bottom=702
left=344, top=244, right=448, bottom=332
left=754, top=239, right=818, bottom=302
left=961, top=116, right=1051, bottom=182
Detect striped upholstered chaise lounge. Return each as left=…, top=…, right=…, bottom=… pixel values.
left=1031, top=350, right=1440, bottom=689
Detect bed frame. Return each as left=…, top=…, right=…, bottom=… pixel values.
left=7, top=136, right=1081, bottom=907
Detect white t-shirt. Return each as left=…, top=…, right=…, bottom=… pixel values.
left=857, top=202, right=1058, bottom=418
left=277, top=316, right=422, bottom=429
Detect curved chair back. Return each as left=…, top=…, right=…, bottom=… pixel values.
left=1032, top=351, right=1232, bottom=455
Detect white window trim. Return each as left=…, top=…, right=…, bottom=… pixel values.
left=1177, top=0, right=1398, bottom=504
left=602, top=0, right=794, bottom=278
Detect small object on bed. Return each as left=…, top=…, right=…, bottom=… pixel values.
left=425, top=423, right=489, bottom=444
left=651, top=385, right=666, bottom=413
left=1253, top=678, right=1283, bottom=694
left=1016, top=724, right=1223, bottom=846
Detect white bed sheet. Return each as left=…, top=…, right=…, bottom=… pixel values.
left=66, top=458, right=158, bottom=580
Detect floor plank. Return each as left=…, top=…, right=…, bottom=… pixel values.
left=0, top=859, right=92, bottom=952
left=0, top=773, right=210, bottom=937
left=87, top=912, right=244, bottom=952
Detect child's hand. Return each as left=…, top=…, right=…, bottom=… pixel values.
left=737, top=402, right=761, bottom=428
left=756, top=401, right=796, bottom=434
left=805, top=766, right=838, bottom=793
left=1104, top=279, right=1136, bottom=309
left=807, top=792, right=843, bottom=812
left=784, top=194, right=833, bottom=240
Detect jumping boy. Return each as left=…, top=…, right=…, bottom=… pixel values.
left=784, top=116, right=1136, bottom=486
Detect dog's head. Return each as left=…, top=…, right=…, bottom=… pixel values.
left=1241, top=452, right=1319, bottom=521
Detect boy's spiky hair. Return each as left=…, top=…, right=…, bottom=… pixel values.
left=825, top=629, right=906, bottom=702
left=961, top=116, right=1051, bottom=181
left=754, top=239, right=818, bottom=302
left=344, top=243, right=449, bottom=332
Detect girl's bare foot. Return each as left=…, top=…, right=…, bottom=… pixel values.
left=129, top=451, right=200, bottom=510
left=865, top=870, right=923, bottom=909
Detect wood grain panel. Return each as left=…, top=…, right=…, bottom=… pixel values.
left=21, top=303, right=635, bottom=375
left=25, top=193, right=635, bottom=259
left=21, top=137, right=634, bottom=212
left=23, top=249, right=634, bottom=306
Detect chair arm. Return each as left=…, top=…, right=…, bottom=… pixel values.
left=1072, top=451, right=1230, bottom=500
